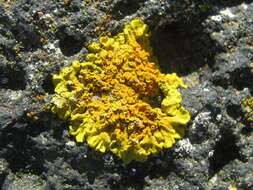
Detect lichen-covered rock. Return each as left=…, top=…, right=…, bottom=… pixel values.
left=242, top=97, right=253, bottom=128
left=2, top=172, right=46, bottom=190
left=0, top=0, right=253, bottom=189
left=51, top=19, right=190, bottom=163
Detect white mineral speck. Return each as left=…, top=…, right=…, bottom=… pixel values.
left=175, top=138, right=195, bottom=154
left=193, top=111, right=211, bottom=128
left=66, top=141, right=76, bottom=147
left=210, top=15, right=222, bottom=22
left=216, top=114, right=222, bottom=121
left=208, top=150, right=214, bottom=158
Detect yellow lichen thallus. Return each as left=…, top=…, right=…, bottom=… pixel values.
left=51, top=19, right=190, bottom=163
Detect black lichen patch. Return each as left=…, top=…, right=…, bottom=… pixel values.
left=0, top=63, right=26, bottom=90
left=208, top=129, right=241, bottom=177
left=151, top=21, right=220, bottom=76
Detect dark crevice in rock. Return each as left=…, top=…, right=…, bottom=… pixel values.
left=42, top=74, right=55, bottom=94
left=208, top=129, right=242, bottom=177
left=12, top=22, right=42, bottom=51
left=212, top=67, right=253, bottom=90
left=112, top=0, right=145, bottom=20
left=0, top=113, right=53, bottom=175
left=59, top=35, right=85, bottom=57
left=226, top=104, right=243, bottom=120
left=209, top=0, right=253, bottom=8
left=0, top=128, right=44, bottom=175
left=114, top=154, right=173, bottom=189
left=0, top=63, right=26, bottom=90
left=118, top=167, right=145, bottom=190
left=241, top=126, right=253, bottom=135
left=151, top=21, right=220, bottom=76
left=0, top=177, right=5, bottom=189
left=57, top=26, right=86, bottom=57
left=229, top=67, right=253, bottom=90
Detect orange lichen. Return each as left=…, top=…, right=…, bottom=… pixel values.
left=51, top=18, right=190, bottom=163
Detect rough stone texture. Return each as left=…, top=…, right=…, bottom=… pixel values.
left=0, top=0, right=252, bottom=189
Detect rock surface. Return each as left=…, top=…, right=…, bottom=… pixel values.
left=0, top=0, right=252, bottom=189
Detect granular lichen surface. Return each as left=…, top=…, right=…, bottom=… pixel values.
left=242, top=97, right=253, bottom=128
left=51, top=19, right=190, bottom=163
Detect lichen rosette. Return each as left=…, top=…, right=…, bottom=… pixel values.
left=51, top=19, right=190, bottom=163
